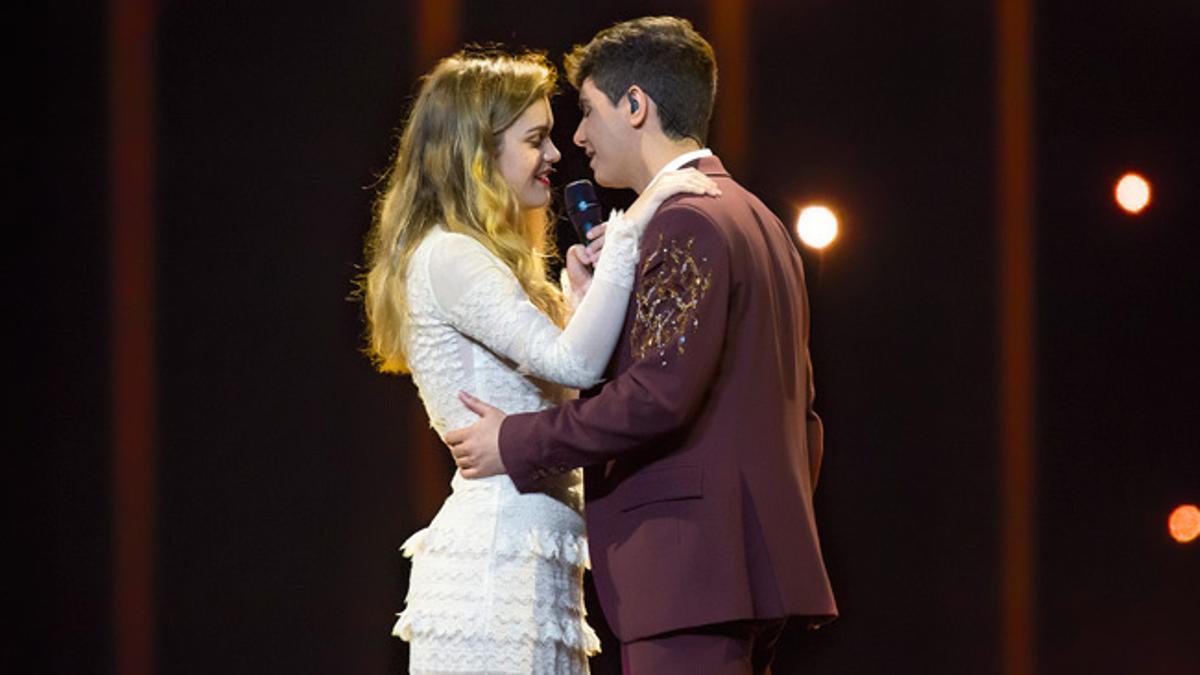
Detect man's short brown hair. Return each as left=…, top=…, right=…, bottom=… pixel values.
left=565, top=16, right=717, bottom=144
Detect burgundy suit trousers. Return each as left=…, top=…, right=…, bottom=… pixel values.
left=618, top=619, right=788, bottom=675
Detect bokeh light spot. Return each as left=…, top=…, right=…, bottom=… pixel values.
left=1168, top=504, right=1199, bottom=544
left=1115, top=172, right=1151, bottom=214
left=797, top=205, right=839, bottom=249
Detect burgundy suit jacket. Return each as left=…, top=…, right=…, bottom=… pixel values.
left=499, top=155, right=837, bottom=641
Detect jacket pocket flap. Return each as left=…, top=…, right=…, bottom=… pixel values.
left=618, top=466, right=704, bottom=512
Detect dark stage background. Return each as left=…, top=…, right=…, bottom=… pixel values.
left=34, top=1, right=1197, bottom=674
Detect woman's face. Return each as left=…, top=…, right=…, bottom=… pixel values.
left=497, top=97, right=561, bottom=209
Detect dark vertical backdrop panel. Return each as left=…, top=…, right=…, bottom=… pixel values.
left=751, top=3, right=998, bottom=673
left=35, top=2, right=112, bottom=674
left=1036, top=3, right=1200, bottom=674
left=156, top=3, right=437, bottom=673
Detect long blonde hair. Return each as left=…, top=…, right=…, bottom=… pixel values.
left=361, top=49, right=566, bottom=374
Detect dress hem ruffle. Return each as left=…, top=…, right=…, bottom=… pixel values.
left=396, top=525, right=599, bottom=656
left=401, top=526, right=590, bottom=569
left=392, top=608, right=601, bottom=655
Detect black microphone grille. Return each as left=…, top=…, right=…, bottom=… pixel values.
left=564, top=179, right=598, bottom=214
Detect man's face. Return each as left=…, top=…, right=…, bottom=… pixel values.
left=573, top=78, right=632, bottom=189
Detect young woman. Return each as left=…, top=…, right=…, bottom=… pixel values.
left=360, top=49, right=718, bottom=674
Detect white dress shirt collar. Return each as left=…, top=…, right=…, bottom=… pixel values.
left=644, top=148, right=713, bottom=191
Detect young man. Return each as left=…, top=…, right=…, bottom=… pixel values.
left=446, top=16, right=837, bottom=673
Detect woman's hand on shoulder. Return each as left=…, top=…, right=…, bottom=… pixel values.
left=625, top=168, right=721, bottom=229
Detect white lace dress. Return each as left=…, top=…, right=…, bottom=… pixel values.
left=393, top=213, right=640, bottom=674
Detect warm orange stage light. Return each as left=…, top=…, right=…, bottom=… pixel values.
left=1168, top=504, right=1199, bottom=543
left=796, top=205, right=839, bottom=250
left=1115, top=173, right=1151, bottom=214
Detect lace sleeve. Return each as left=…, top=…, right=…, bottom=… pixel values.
left=427, top=215, right=640, bottom=389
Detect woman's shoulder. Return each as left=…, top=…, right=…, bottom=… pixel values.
left=423, top=228, right=503, bottom=268
left=412, top=226, right=479, bottom=254
left=414, top=227, right=513, bottom=296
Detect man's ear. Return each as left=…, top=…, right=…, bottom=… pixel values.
left=626, top=86, right=648, bottom=128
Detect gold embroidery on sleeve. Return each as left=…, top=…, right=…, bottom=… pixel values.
left=631, top=234, right=713, bottom=364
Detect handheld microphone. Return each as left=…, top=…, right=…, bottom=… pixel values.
left=564, top=179, right=603, bottom=243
